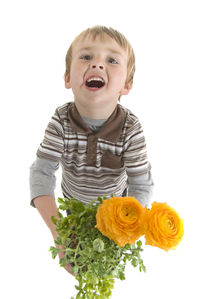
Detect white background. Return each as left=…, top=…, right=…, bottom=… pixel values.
left=1, top=0, right=199, bottom=298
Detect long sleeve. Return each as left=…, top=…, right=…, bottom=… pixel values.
left=123, top=114, right=154, bottom=207
left=29, top=157, right=59, bottom=207
left=29, top=108, right=64, bottom=207
left=127, top=171, right=154, bottom=207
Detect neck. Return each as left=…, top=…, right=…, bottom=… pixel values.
left=74, top=101, right=118, bottom=120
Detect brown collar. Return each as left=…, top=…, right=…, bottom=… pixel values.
left=68, top=102, right=126, bottom=142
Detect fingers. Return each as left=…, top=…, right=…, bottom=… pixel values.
left=57, top=249, right=76, bottom=276
left=65, top=263, right=76, bottom=277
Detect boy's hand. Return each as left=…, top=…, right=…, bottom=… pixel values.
left=58, top=250, right=76, bottom=277
left=52, top=232, right=76, bottom=277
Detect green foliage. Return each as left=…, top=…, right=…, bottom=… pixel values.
left=93, top=238, right=104, bottom=253
left=49, top=197, right=146, bottom=298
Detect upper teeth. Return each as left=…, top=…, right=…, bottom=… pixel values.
left=86, top=77, right=104, bottom=83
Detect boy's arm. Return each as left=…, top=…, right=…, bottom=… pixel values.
left=123, top=115, right=154, bottom=207
left=30, top=157, right=75, bottom=275
left=33, top=195, right=59, bottom=238
left=34, top=195, right=75, bottom=276
left=127, top=171, right=154, bottom=208
left=29, top=157, right=58, bottom=207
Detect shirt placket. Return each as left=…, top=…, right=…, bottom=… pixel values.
left=87, top=134, right=97, bottom=166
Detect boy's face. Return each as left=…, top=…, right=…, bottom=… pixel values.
left=65, top=34, right=131, bottom=113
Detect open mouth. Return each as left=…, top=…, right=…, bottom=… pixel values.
left=85, top=77, right=105, bottom=89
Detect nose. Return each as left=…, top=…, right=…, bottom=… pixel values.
left=91, top=56, right=104, bottom=70
left=92, top=64, right=104, bottom=70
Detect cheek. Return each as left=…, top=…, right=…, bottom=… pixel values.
left=71, top=61, right=85, bottom=75
left=70, top=65, right=85, bottom=86
left=111, top=68, right=127, bottom=86
left=70, top=64, right=80, bottom=77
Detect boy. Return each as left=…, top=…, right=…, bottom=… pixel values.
left=29, top=25, right=154, bottom=275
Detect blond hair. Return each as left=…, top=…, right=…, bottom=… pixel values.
left=65, top=25, right=135, bottom=86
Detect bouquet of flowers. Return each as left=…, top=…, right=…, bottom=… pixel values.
left=49, top=196, right=184, bottom=299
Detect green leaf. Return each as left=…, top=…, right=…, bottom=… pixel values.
left=97, top=197, right=103, bottom=204
left=57, top=197, right=66, bottom=204
left=71, top=200, right=85, bottom=214
left=130, top=243, right=136, bottom=249
left=71, top=265, right=79, bottom=274
left=58, top=211, right=63, bottom=219
left=93, top=238, right=104, bottom=253
left=59, top=256, right=67, bottom=267
left=51, top=216, right=58, bottom=225
left=119, top=271, right=125, bottom=280
left=137, top=240, right=142, bottom=247
left=131, top=258, right=139, bottom=267
left=139, top=263, right=146, bottom=272
left=54, top=236, right=62, bottom=245
left=78, top=210, right=86, bottom=218
left=49, top=246, right=64, bottom=259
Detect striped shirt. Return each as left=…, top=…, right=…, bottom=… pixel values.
left=30, top=102, right=153, bottom=207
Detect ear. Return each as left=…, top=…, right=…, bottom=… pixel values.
left=64, top=72, right=71, bottom=89
left=120, top=81, right=132, bottom=96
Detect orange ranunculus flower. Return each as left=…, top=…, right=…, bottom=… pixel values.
left=95, top=197, right=145, bottom=247
left=144, top=202, right=184, bottom=251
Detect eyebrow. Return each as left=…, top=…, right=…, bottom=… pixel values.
left=78, top=47, right=123, bottom=56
